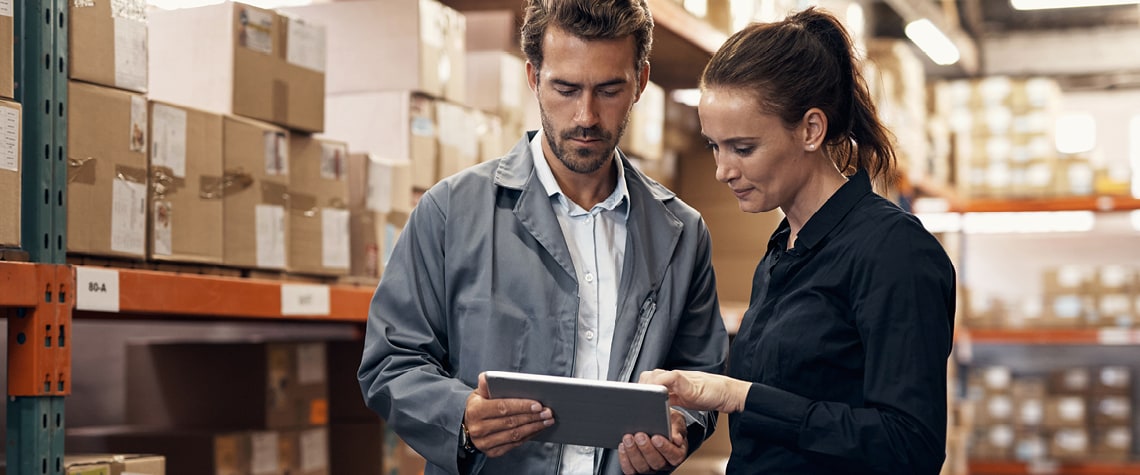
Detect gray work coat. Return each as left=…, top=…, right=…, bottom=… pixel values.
left=359, top=133, right=729, bottom=475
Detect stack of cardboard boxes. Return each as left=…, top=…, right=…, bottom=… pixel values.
left=63, top=454, right=165, bottom=475
left=867, top=39, right=930, bottom=186
left=0, top=4, right=19, bottom=251
left=967, top=366, right=1134, bottom=462
left=68, top=340, right=333, bottom=475
left=965, top=265, right=1138, bottom=329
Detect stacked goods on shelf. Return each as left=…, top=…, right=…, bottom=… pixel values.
left=70, top=0, right=148, bottom=95
left=288, top=136, right=350, bottom=277
left=866, top=40, right=930, bottom=187
left=1, top=1, right=11, bottom=100
left=465, top=50, right=529, bottom=156
left=0, top=98, right=19, bottom=249
left=326, top=339, right=425, bottom=475
left=930, top=76, right=1099, bottom=200
left=325, top=91, right=438, bottom=191
left=221, top=116, right=291, bottom=270
left=621, top=80, right=667, bottom=162
left=146, top=102, right=225, bottom=264
left=68, top=341, right=332, bottom=475
left=965, top=265, right=1138, bottom=329
left=435, top=101, right=480, bottom=180
left=346, top=153, right=412, bottom=284
left=67, top=81, right=149, bottom=259
left=148, top=2, right=326, bottom=133
left=966, top=366, right=1134, bottom=463
left=64, top=455, right=164, bottom=475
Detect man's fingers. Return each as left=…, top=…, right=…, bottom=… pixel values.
left=651, top=434, right=687, bottom=466
left=618, top=444, right=637, bottom=475
left=475, top=418, right=551, bottom=456
left=475, top=373, right=490, bottom=398
left=621, top=435, right=652, bottom=473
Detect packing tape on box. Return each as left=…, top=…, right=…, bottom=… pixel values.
left=208, top=168, right=255, bottom=199
left=116, top=165, right=147, bottom=185
left=199, top=174, right=228, bottom=200
left=289, top=191, right=319, bottom=217
left=68, top=157, right=98, bottom=184
left=151, top=165, right=187, bottom=200
left=273, top=79, right=289, bottom=126
left=261, top=181, right=288, bottom=207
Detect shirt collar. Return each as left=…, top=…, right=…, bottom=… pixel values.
left=529, top=130, right=630, bottom=217
left=787, top=169, right=873, bottom=251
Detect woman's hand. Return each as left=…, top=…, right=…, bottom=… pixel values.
left=639, top=369, right=751, bottom=413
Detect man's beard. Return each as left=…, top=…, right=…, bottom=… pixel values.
left=540, top=105, right=631, bottom=174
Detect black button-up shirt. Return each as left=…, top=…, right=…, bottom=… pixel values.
left=726, top=170, right=956, bottom=474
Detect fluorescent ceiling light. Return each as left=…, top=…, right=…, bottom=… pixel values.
left=905, top=19, right=960, bottom=66
left=1012, top=0, right=1140, bottom=10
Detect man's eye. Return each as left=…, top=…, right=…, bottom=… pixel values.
left=555, top=89, right=575, bottom=96
left=599, top=89, right=620, bottom=97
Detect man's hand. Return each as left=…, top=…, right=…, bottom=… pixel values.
left=617, top=408, right=688, bottom=474
left=464, top=373, right=554, bottom=458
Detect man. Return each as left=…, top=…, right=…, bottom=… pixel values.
left=358, top=1, right=728, bottom=473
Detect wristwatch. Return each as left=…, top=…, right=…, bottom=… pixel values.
left=460, top=422, right=479, bottom=455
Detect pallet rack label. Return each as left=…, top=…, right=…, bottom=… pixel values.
left=281, top=283, right=330, bottom=316
left=76, top=266, right=120, bottom=312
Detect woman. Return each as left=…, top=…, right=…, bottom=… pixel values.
left=633, top=7, right=955, bottom=475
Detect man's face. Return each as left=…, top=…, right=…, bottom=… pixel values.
left=527, top=26, right=648, bottom=175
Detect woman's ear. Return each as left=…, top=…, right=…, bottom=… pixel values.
left=802, top=108, right=827, bottom=152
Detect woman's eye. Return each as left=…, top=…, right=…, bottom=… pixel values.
left=734, top=147, right=754, bottom=155
left=704, top=142, right=717, bottom=151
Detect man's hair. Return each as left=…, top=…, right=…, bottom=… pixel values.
left=521, top=0, right=654, bottom=76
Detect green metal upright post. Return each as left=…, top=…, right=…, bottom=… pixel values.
left=8, top=0, right=69, bottom=473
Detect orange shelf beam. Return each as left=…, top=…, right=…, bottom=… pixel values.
left=970, top=460, right=1140, bottom=475
left=0, top=261, right=51, bottom=307
left=956, top=196, right=1140, bottom=213
left=74, top=267, right=371, bottom=323
left=965, top=328, right=1140, bottom=345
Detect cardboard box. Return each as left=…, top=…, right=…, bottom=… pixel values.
left=67, top=426, right=253, bottom=475
left=0, top=7, right=13, bottom=99
left=348, top=209, right=383, bottom=282
left=287, top=135, right=349, bottom=276
left=282, top=0, right=466, bottom=103
left=65, top=460, right=110, bottom=475
left=70, top=0, right=148, bottom=93
left=347, top=153, right=414, bottom=216
left=148, top=2, right=325, bottom=133
left=126, top=341, right=328, bottom=431
left=222, top=116, right=290, bottom=269
left=436, top=101, right=478, bottom=180
left=475, top=111, right=505, bottom=164
left=279, top=427, right=329, bottom=475
left=326, top=339, right=377, bottom=423
left=0, top=99, right=19, bottom=247
left=329, top=423, right=385, bottom=475
left=1049, top=428, right=1090, bottom=460
left=1047, top=368, right=1091, bottom=395
left=464, top=9, right=517, bottom=54
left=1043, top=396, right=1087, bottom=429
left=465, top=51, right=527, bottom=126
left=148, top=101, right=225, bottom=264
left=1090, top=395, right=1131, bottom=427
left=63, top=454, right=164, bottom=475
left=1091, top=426, right=1131, bottom=461
left=326, top=92, right=437, bottom=191
left=1012, top=430, right=1048, bottom=462
left=970, top=425, right=1014, bottom=460
left=1093, top=366, right=1132, bottom=395
left=67, top=81, right=148, bottom=258
left=976, top=394, right=1015, bottom=426
left=619, top=81, right=665, bottom=161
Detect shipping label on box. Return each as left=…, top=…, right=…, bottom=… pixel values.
left=70, top=0, right=147, bottom=92
left=285, top=16, right=327, bottom=73
left=0, top=100, right=19, bottom=247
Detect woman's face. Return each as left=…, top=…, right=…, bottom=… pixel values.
left=698, top=86, right=814, bottom=214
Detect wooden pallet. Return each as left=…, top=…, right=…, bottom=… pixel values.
left=0, top=248, right=30, bottom=262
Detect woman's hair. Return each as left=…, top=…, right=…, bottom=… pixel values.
left=520, top=0, right=654, bottom=81
left=700, top=7, right=895, bottom=181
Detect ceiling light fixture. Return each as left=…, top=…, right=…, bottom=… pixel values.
left=904, top=19, right=961, bottom=66
left=1011, top=0, right=1140, bottom=10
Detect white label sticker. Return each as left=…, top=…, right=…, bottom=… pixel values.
left=0, top=1, right=11, bottom=18
left=300, top=428, right=329, bottom=471
left=366, top=157, right=393, bottom=213
left=255, top=204, right=286, bottom=269
left=250, top=432, right=279, bottom=475
left=418, top=0, right=443, bottom=48
left=321, top=208, right=350, bottom=269
left=238, top=7, right=274, bottom=55
left=151, top=104, right=188, bottom=178
left=129, top=95, right=147, bottom=153
left=296, top=343, right=326, bottom=384
left=153, top=200, right=173, bottom=256
left=264, top=132, right=289, bottom=176
left=319, top=142, right=345, bottom=181
left=286, top=17, right=326, bottom=73
left=111, top=178, right=147, bottom=255
left=281, top=283, right=330, bottom=316
left=114, top=18, right=148, bottom=92
left=0, top=105, right=18, bottom=172
left=76, top=267, right=120, bottom=312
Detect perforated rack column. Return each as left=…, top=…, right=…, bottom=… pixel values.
left=8, top=0, right=70, bottom=473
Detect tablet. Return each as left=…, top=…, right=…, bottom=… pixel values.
left=484, top=370, right=671, bottom=449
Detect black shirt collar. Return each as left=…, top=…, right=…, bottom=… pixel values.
left=770, top=169, right=874, bottom=252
